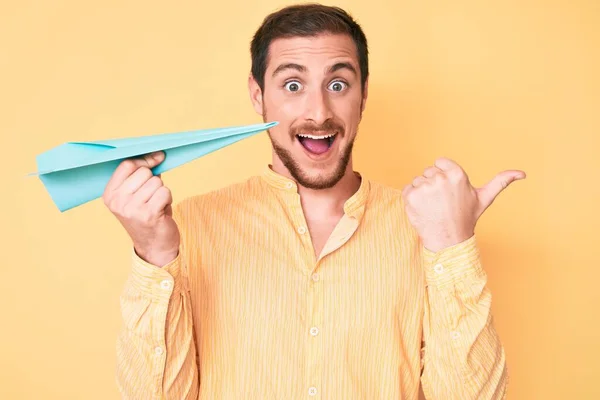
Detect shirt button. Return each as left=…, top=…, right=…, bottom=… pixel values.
left=155, top=346, right=164, bottom=355
left=297, top=226, right=307, bottom=235
left=451, top=331, right=461, bottom=340
left=311, top=273, right=320, bottom=282
left=308, top=387, right=317, bottom=396
left=160, top=280, right=172, bottom=290
left=434, top=263, right=444, bottom=274
left=285, top=182, right=294, bottom=189
left=310, top=327, right=319, bottom=336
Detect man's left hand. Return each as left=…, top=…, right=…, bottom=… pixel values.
left=402, top=157, right=526, bottom=253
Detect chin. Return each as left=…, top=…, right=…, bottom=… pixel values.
left=288, top=149, right=352, bottom=190
left=269, top=128, right=354, bottom=189
left=303, top=172, right=345, bottom=189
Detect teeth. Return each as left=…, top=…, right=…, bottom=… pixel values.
left=297, top=133, right=336, bottom=139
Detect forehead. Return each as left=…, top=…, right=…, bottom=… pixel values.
left=266, top=33, right=358, bottom=73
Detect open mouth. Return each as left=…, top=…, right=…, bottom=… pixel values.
left=296, top=132, right=337, bottom=155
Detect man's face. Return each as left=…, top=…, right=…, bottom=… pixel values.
left=249, top=33, right=368, bottom=189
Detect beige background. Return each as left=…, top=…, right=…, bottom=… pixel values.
left=2, top=0, right=599, bottom=398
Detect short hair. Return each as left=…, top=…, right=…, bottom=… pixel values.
left=250, top=3, right=369, bottom=93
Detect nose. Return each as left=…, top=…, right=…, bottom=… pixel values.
left=303, top=87, right=333, bottom=126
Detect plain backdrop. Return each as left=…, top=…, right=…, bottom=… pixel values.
left=2, top=0, right=599, bottom=398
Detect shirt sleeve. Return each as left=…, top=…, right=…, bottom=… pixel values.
left=419, top=235, right=509, bottom=399
left=115, top=203, right=199, bottom=400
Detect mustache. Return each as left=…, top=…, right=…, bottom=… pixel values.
left=290, top=120, right=344, bottom=136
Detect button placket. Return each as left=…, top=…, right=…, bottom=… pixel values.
left=306, top=262, right=323, bottom=400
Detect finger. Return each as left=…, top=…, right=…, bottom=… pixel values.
left=132, top=175, right=164, bottom=204
left=119, top=166, right=154, bottom=195
left=477, top=170, right=526, bottom=210
left=412, top=176, right=427, bottom=187
left=147, top=186, right=172, bottom=214
left=105, top=151, right=165, bottom=193
left=422, top=166, right=443, bottom=178
left=433, top=157, right=460, bottom=172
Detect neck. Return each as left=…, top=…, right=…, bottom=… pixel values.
left=272, top=159, right=361, bottom=220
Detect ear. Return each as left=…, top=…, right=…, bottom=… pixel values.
left=248, top=74, right=264, bottom=116
left=360, top=77, right=369, bottom=114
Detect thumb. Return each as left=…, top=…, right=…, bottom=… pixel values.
left=138, top=150, right=165, bottom=169
left=477, top=170, right=526, bottom=212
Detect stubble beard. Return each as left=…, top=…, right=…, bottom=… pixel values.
left=263, top=108, right=356, bottom=190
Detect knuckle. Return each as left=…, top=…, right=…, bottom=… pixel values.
left=158, top=185, right=170, bottom=195
left=448, top=169, right=462, bottom=181
left=102, top=192, right=111, bottom=207
left=149, top=175, right=163, bottom=186
left=158, top=186, right=172, bottom=202
left=109, top=194, right=127, bottom=213
left=434, top=172, right=447, bottom=182
left=120, top=204, right=134, bottom=220
left=120, top=159, right=136, bottom=171
left=140, top=166, right=153, bottom=179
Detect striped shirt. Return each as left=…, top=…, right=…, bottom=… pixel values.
left=116, top=165, right=508, bottom=399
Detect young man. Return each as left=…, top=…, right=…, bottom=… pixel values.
left=105, top=4, right=524, bottom=399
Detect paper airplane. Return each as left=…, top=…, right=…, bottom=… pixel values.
left=30, top=121, right=278, bottom=212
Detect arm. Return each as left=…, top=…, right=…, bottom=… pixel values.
left=419, top=235, right=508, bottom=399
left=401, top=157, right=524, bottom=399
left=102, top=152, right=200, bottom=398
left=116, top=203, right=199, bottom=399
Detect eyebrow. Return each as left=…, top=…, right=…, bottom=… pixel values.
left=272, top=63, right=306, bottom=77
left=271, top=62, right=358, bottom=78
left=328, top=62, right=357, bottom=76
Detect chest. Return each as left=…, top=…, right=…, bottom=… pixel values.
left=304, top=216, right=340, bottom=259
left=191, top=216, right=424, bottom=327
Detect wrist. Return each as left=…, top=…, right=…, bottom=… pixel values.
left=422, top=230, right=473, bottom=253
left=134, top=245, right=179, bottom=267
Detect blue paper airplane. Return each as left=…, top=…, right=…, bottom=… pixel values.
left=30, top=121, right=278, bottom=212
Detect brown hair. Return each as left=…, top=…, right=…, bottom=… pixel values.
left=250, top=3, right=369, bottom=93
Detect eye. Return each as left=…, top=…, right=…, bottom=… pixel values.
left=284, top=81, right=303, bottom=92
left=328, top=80, right=347, bottom=92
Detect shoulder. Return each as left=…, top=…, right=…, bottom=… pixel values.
left=364, top=178, right=406, bottom=209
left=363, top=177, right=420, bottom=244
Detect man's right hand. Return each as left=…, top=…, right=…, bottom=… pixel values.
left=103, top=151, right=180, bottom=267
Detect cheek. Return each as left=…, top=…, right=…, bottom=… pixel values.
left=265, top=97, right=303, bottom=125
left=330, top=93, right=363, bottom=118
left=330, top=104, right=359, bottom=126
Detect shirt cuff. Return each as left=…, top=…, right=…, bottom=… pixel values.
left=422, top=235, right=485, bottom=288
left=129, top=248, right=182, bottom=300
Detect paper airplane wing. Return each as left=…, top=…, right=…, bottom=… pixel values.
left=32, top=121, right=277, bottom=212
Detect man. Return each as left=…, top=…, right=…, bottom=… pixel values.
left=105, top=4, right=524, bottom=399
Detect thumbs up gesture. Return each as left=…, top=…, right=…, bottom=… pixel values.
left=402, top=158, right=526, bottom=253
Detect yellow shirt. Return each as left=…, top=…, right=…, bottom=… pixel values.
left=116, top=166, right=508, bottom=399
